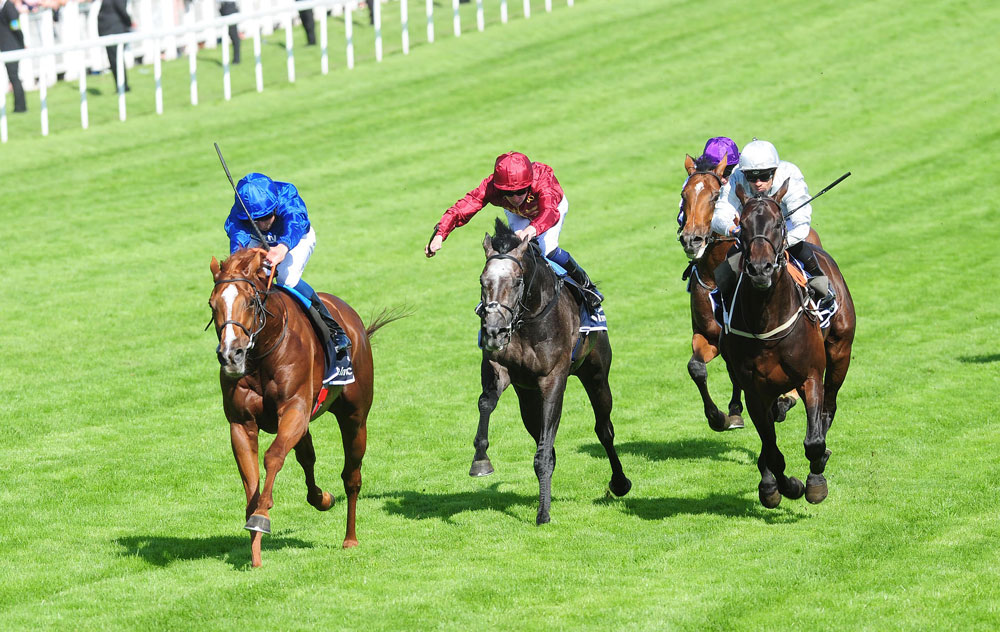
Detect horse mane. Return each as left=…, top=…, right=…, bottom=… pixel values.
left=693, top=155, right=719, bottom=173
left=222, top=247, right=263, bottom=273
left=491, top=218, right=523, bottom=254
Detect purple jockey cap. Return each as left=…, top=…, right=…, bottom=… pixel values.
left=698, top=137, right=740, bottom=169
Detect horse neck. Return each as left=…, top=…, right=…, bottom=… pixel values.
left=517, top=252, right=561, bottom=329
left=736, top=266, right=800, bottom=332
left=697, top=239, right=733, bottom=285
left=250, top=288, right=291, bottom=364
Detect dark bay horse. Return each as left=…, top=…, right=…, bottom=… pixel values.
left=678, top=154, right=822, bottom=431
left=719, top=183, right=855, bottom=507
left=471, top=219, right=631, bottom=524
left=209, top=248, right=398, bottom=566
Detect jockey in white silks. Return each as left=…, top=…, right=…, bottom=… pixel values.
left=711, top=139, right=835, bottom=309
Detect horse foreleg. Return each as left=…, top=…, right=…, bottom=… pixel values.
left=337, top=409, right=368, bottom=548
left=532, top=375, right=568, bottom=526
left=254, top=406, right=310, bottom=535
left=577, top=338, right=631, bottom=497
left=471, top=358, right=509, bottom=477
left=295, top=431, right=334, bottom=512
left=230, top=421, right=263, bottom=567
left=801, top=373, right=831, bottom=504
left=745, top=393, right=803, bottom=508
left=689, top=333, right=733, bottom=431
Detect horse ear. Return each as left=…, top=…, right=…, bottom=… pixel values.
left=713, top=155, right=728, bottom=178
left=735, top=184, right=748, bottom=205
left=773, top=178, right=790, bottom=204
left=210, top=256, right=221, bottom=279
left=684, top=154, right=696, bottom=175
left=483, top=233, right=496, bottom=257
left=512, top=235, right=532, bottom=257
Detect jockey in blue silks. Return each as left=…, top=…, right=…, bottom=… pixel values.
left=225, top=172, right=354, bottom=385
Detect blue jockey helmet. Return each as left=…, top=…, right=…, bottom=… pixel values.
left=235, top=173, right=280, bottom=219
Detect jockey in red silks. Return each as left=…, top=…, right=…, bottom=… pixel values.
left=424, top=151, right=604, bottom=309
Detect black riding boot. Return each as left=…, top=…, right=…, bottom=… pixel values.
left=788, top=241, right=835, bottom=310
left=310, top=294, right=355, bottom=385
left=559, top=253, right=604, bottom=310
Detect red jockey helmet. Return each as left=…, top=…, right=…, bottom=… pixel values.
left=493, top=152, right=533, bottom=191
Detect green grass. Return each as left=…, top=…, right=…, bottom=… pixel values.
left=2, top=0, right=999, bottom=629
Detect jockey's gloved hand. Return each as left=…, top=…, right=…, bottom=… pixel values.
left=727, top=225, right=741, bottom=237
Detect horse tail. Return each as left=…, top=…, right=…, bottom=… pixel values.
left=365, top=306, right=412, bottom=339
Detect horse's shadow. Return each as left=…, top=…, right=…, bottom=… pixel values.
left=371, top=482, right=537, bottom=523
left=958, top=353, right=1000, bottom=364
left=114, top=533, right=313, bottom=570
left=601, top=492, right=804, bottom=524
left=577, top=438, right=757, bottom=465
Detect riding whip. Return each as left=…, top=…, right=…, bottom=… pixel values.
left=787, top=172, right=851, bottom=214
left=214, top=142, right=271, bottom=250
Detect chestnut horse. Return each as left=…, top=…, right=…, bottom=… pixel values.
left=719, top=183, right=855, bottom=507
left=472, top=219, right=631, bottom=524
left=208, top=248, right=399, bottom=566
left=678, top=154, right=821, bottom=431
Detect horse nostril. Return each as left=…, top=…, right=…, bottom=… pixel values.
left=234, top=348, right=245, bottom=360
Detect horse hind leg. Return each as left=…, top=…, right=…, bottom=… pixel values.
left=336, top=408, right=368, bottom=548
left=471, top=359, right=509, bottom=477
left=294, top=431, right=335, bottom=512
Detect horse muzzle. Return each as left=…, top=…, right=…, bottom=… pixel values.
left=679, top=232, right=709, bottom=260
left=482, top=325, right=512, bottom=352
left=217, top=343, right=249, bottom=377
left=744, top=259, right=776, bottom=290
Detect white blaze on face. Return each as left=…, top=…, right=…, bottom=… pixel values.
left=221, top=284, right=239, bottom=347
left=693, top=181, right=704, bottom=195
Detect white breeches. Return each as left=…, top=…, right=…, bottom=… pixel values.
left=504, top=195, right=569, bottom=255
left=248, top=226, right=316, bottom=287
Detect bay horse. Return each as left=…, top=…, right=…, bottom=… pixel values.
left=719, top=182, right=855, bottom=507
left=208, top=248, right=399, bottom=566
left=471, top=219, right=631, bottom=524
left=678, top=154, right=822, bottom=431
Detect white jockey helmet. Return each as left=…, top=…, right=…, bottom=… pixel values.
left=739, top=140, right=780, bottom=171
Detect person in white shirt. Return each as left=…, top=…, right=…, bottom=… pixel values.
left=712, top=139, right=834, bottom=309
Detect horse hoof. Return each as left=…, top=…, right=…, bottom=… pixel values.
left=342, top=538, right=359, bottom=549
left=759, top=485, right=781, bottom=508
left=469, top=459, right=494, bottom=477
left=773, top=396, right=796, bottom=423
left=707, top=410, right=728, bottom=432
left=536, top=513, right=551, bottom=526
left=308, top=490, right=335, bottom=511
left=244, top=514, right=271, bottom=534
left=609, top=475, right=632, bottom=497
left=806, top=473, right=828, bottom=504
left=782, top=476, right=805, bottom=500
left=726, top=414, right=745, bottom=430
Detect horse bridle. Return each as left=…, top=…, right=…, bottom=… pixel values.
left=208, top=276, right=278, bottom=355
left=741, top=197, right=788, bottom=270
left=481, top=245, right=561, bottom=334
left=677, top=169, right=733, bottom=249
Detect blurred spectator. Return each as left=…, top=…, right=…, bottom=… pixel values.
left=0, top=0, right=26, bottom=112
left=219, top=0, right=239, bottom=63
left=297, top=0, right=315, bottom=45
left=97, top=0, right=132, bottom=91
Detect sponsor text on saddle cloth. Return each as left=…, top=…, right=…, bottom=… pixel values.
left=710, top=256, right=839, bottom=337
left=478, top=258, right=607, bottom=362
left=274, top=282, right=354, bottom=415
